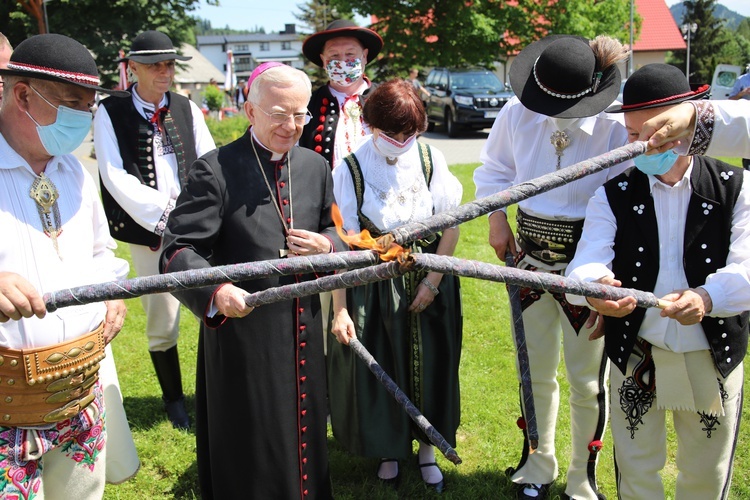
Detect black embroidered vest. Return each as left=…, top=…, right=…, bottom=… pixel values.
left=300, top=83, right=376, bottom=168
left=603, top=157, right=748, bottom=378
left=99, top=91, right=196, bottom=247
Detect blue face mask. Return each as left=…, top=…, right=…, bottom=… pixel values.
left=633, top=149, right=679, bottom=176
left=26, top=85, right=93, bottom=156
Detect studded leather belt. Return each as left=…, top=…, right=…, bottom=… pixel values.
left=0, top=323, right=106, bottom=426
left=516, top=209, right=584, bottom=265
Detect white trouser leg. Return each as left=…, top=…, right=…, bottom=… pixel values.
left=39, top=442, right=107, bottom=500
left=673, top=362, right=743, bottom=500
left=129, top=243, right=181, bottom=352
left=561, top=311, right=608, bottom=500
left=510, top=291, right=561, bottom=486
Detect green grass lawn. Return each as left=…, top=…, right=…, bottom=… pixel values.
left=104, top=160, right=750, bottom=499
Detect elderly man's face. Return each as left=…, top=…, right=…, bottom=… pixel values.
left=24, top=79, right=95, bottom=127
left=246, top=81, right=310, bottom=154
left=0, top=44, right=11, bottom=103
left=129, top=60, right=175, bottom=100
left=321, top=37, right=367, bottom=66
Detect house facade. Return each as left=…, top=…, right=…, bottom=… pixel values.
left=197, top=24, right=304, bottom=82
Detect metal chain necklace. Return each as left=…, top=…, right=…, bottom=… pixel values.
left=550, top=130, right=571, bottom=170
left=250, top=138, right=293, bottom=257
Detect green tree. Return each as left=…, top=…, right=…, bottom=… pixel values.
left=0, top=0, right=217, bottom=88
left=669, top=0, right=725, bottom=83
left=328, top=0, right=635, bottom=78
left=330, top=0, right=505, bottom=76
left=738, top=18, right=750, bottom=42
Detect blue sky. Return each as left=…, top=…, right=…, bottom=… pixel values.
left=192, top=0, right=750, bottom=32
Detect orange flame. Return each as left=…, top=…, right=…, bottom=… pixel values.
left=331, top=204, right=408, bottom=262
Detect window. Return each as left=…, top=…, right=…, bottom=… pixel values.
left=235, top=57, right=252, bottom=72
left=260, top=42, right=270, bottom=51
left=282, top=41, right=292, bottom=50
left=234, top=44, right=249, bottom=52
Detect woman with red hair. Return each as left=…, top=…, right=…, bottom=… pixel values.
left=328, top=79, right=463, bottom=492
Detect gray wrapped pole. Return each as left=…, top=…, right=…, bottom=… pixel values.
left=505, top=253, right=539, bottom=452
left=44, top=251, right=380, bottom=312
left=348, top=338, right=462, bottom=465
left=386, top=141, right=647, bottom=246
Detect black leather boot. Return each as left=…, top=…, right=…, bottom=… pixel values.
left=149, top=346, right=191, bottom=430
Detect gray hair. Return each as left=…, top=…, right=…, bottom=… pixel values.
left=0, top=32, right=12, bottom=51
left=247, top=65, right=311, bottom=104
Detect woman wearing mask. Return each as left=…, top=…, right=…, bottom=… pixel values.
left=328, top=79, right=463, bottom=493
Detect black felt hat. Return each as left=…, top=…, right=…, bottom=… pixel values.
left=302, top=19, right=383, bottom=67
left=509, top=35, right=621, bottom=118
left=0, top=34, right=128, bottom=97
left=606, top=63, right=710, bottom=113
left=119, top=30, right=191, bottom=64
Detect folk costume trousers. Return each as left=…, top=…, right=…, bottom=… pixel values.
left=0, top=386, right=107, bottom=500
left=509, top=260, right=609, bottom=500
left=610, top=343, right=743, bottom=500
left=129, top=243, right=181, bottom=352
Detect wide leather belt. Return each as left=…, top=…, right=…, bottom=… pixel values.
left=0, top=324, right=106, bottom=426
left=516, top=209, right=584, bottom=264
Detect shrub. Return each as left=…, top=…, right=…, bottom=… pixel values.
left=206, top=114, right=250, bottom=147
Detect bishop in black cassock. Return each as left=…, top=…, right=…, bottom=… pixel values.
left=160, top=121, right=343, bottom=497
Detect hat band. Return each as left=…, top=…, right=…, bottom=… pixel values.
left=532, top=57, right=599, bottom=100
left=128, top=49, right=177, bottom=56
left=620, top=85, right=710, bottom=110
left=7, top=62, right=100, bottom=86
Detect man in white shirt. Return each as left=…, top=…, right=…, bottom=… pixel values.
left=95, top=30, right=216, bottom=430
left=567, top=63, right=750, bottom=500
left=0, top=33, right=134, bottom=499
left=474, top=34, right=630, bottom=500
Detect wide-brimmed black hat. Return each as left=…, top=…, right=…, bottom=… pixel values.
left=606, top=63, right=710, bottom=113
left=119, top=30, right=191, bottom=64
left=302, top=19, right=383, bottom=67
left=0, top=34, right=128, bottom=97
left=510, top=35, right=621, bottom=118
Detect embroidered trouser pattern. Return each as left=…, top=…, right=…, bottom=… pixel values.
left=0, top=385, right=107, bottom=500
left=508, top=260, right=609, bottom=500
left=611, top=346, right=743, bottom=500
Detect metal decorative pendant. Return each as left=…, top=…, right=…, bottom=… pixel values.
left=550, top=130, right=571, bottom=170
left=344, top=99, right=361, bottom=119
left=29, top=173, right=62, bottom=258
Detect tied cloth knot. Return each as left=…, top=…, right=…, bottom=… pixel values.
left=148, top=104, right=189, bottom=188
left=149, top=106, right=169, bottom=134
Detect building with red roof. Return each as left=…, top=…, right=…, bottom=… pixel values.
left=627, top=0, right=686, bottom=74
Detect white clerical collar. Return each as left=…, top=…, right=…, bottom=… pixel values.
left=250, top=128, right=284, bottom=161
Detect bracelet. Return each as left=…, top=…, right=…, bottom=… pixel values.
left=421, top=278, right=439, bottom=296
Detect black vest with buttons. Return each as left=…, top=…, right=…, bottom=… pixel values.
left=99, top=91, right=196, bottom=247
left=300, top=83, right=376, bottom=168
left=603, top=157, right=748, bottom=378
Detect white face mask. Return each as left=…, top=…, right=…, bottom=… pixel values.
left=550, top=117, right=581, bottom=131
left=325, top=58, right=364, bottom=87
left=372, top=132, right=416, bottom=159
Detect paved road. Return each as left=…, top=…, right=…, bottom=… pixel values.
left=418, top=128, right=490, bottom=166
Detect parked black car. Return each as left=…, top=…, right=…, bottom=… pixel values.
left=424, top=67, right=513, bottom=137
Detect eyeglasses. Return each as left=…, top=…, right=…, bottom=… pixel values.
left=254, top=105, right=312, bottom=125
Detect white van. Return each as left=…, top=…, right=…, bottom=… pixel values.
left=710, top=64, right=743, bottom=99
